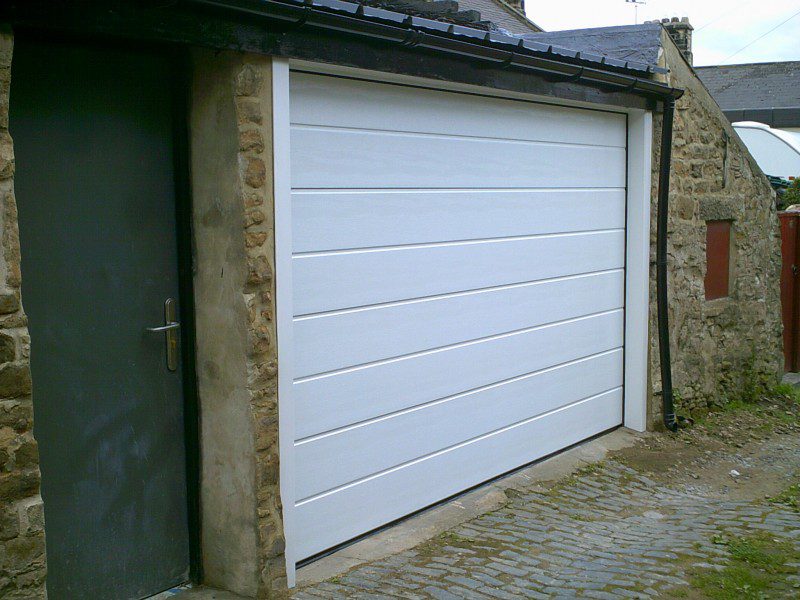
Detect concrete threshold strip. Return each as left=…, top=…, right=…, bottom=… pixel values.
left=150, top=427, right=644, bottom=598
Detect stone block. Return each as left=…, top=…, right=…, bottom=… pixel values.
left=244, top=157, right=267, bottom=189
left=234, top=63, right=263, bottom=97
left=0, top=469, right=39, bottom=503
left=240, top=128, right=265, bottom=153
left=0, top=533, right=45, bottom=573
left=0, top=132, right=13, bottom=180
left=698, top=197, right=737, bottom=222
left=12, top=436, right=38, bottom=470
left=246, top=255, right=272, bottom=287
left=0, top=364, right=30, bottom=398
left=235, top=97, right=262, bottom=125
left=245, top=208, right=266, bottom=228
left=674, top=195, right=695, bottom=220
left=246, top=231, right=268, bottom=248
left=0, top=30, right=12, bottom=69
left=19, top=497, right=43, bottom=535
left=0, top=333, right=14, bottom=364
left=0, top=401, right=30, bottom=433
left=0, top=506, right=18, bottom=541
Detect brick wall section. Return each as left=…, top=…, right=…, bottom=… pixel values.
left=646, top=34, right=783, bottom=425
left=0, top=27, right=47, bottom=599
left=233, top=57, right=287, bottom=597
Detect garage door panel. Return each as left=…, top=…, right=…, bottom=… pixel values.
left=290, top=73, right=627, bottom=148
left=289, top=72, right=628, bottom=562
left=294, top=270, right=623, bottom=378
left=293, top=309, right=624, bottom=440
left=294, top=230, right=625, bottom=316
left=294, top=388, right=623, bottom=560
left=295, top=351, right=623, bottom=501
left=291, top=127, right=627, bottom=190
left=292, top=189, right=626, bottom=253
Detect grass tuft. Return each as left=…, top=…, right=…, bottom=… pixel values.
left=685, top=533, right=800, bottom=599
left=691, top=564, right=770, bottom=600
left=768, top=482, right=800, bottom=512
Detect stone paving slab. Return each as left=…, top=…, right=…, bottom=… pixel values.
left=292, top=448, right=800, bottom=599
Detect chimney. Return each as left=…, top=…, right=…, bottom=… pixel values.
left=504, top=0, right=525, bottom=13
left=657, top=17, right=694, bottom=65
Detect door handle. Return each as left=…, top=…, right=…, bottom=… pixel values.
left=147, top=298, right=180, bottom=371
left=146, top=322, right=180, bottom=333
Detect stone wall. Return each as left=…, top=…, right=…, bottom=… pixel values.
left=0, top=26, right=46, bottom=599
left=190, top=49, right=285, bottom=598
left=647, top=34, right=783, bottom=425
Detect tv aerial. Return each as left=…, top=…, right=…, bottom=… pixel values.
left=625, top=0, right=647, bottom=24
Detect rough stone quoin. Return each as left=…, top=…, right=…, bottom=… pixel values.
left=0, top=25, right=47, bottom=600
left=233, top=57, right=287, bottom=597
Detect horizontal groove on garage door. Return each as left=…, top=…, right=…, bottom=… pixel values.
left=293, top=308, right=624, bottom=440
left=294, top=228, right=625, bottom=258
left=293, top=390, right=623, bottom=559
left=290, top=72, right=627, bottom=146
left=296, top=386, right=622, bottom=503
left=291, top=128, right=626, bottom=190
left=292, top=189, right=625, bottom=253
left=296, top=347, right=623, bottom=444
left=295, top=123, right=626, bottom=149
left=293, top=230, right=625, bottom=315
left=294, top=268, right=621, bottom=321
left=294, top=269, right=623, bottom=377
left=295, top=351, right=623, bottom=501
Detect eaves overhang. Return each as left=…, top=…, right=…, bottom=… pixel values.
left=186, top=0, right=683, bottom=100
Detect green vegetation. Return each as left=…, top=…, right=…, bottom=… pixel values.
left=691, top=564, right=770, bottom=600
left=677, top=376, right=800, bottom=434
left=768, top=482, right=800, bottom=512
left=438, top=531, right=477, bottom=546
left=726, top=535, right=790, bottom=570
left=779, top=178, right=800, bottom=210
left=569, top=513, right=596, bottom=522
left=685, top=533, right=800, bottom=599
left=770, top=382, right=800, bottom=401
left=573, top=462, right=605, bottom=477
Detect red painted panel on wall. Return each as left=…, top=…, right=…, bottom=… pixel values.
left=705, top=220, right=731, bottom=301
left=780, top=212, right=800, bottom=372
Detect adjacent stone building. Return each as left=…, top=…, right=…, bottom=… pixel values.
left=528, top=19, right=783, bottom=422
left=0, top=3, right=783, bottom=599
left=651, top=34, right=782, bottom=419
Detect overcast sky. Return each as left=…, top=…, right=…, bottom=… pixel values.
left=524, top=0, right=800, bottom=66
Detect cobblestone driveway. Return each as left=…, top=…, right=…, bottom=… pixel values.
left=292, top=421, right=800, bottom=599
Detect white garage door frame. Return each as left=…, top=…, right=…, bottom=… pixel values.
left=271, top=57, right=653, bottom=587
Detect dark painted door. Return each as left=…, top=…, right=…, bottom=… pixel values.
left=10, top=40, right=190, bottom=599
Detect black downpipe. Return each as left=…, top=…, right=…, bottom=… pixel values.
left=657, top=97, right=678, bottom=432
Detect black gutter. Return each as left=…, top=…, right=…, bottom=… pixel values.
left=657, top=97, right=678, bottom=432
left=722, top=107, right=800, bottom=129
left=186, top=0, right=684, bottom=100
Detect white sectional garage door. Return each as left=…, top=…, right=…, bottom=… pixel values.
left=289, top=72, right=627, bottom=561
